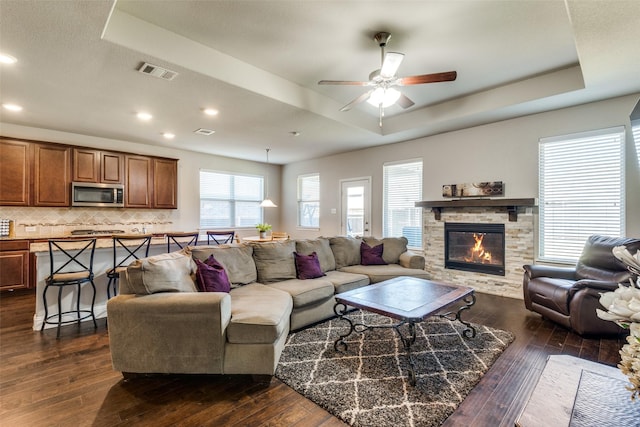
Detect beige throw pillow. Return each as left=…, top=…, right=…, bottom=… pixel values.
left=125, top=252, right=197, bottom=295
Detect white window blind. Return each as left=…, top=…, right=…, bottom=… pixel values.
left=297, top=173, right=320, bottom=228
left=200, top=170, right=263, bottom=228
left=539, top=127, right=625, bottom=263
left=383, top=159, right=422, bottom=248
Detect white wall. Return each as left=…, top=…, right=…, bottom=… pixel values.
left=282, top=93, right=640, bottom=240
left=0, top=123, right=282, bottom=239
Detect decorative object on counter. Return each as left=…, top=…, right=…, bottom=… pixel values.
left=271, top=231, right=289, bottom=240
left=596, top=245, right=640, bottom=400
left=0, top=219, right=11, bottom=236
left=106, top=234, right=153, bottom=299
left=255, top=223, right=272, bottom=239
left=206, top=230, right=236, bottom=245
left=442, top=181, right=503, bottom=198
left=166, top=231, right=199, bottom=252
left=41, top=238, right=98, bottom=338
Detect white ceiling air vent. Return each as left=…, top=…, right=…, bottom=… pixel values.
left=194, top=128, right=215, bottom=136
left=138, top=62, right=178, bottom=81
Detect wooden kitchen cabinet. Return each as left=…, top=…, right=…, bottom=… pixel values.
left=0, top=240, right=30, bottom=290
left=153, top=158, right=178, bottom=209
left=33, top=143, right=71, bottom=206
left=125, top=155, right=153, bottom=208
left=72, top=148, right=124, bottom=184
left=0, top=138, right=30, bottom=206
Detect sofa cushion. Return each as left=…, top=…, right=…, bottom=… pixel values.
left=125, top=252, right=197, bottom=295
left=188, top=244, right=257, bottom=285
left=339, top=264, right=430, bottom=283
left=194, top=256, right=231, bottom=293
left=295, top=238, right=336, bottom=272
left=363, top=236, right=408, bottom=264
left=267, top=278, right=335, bottom=308
left=330, top=236, right=362, bottom=269
left=251, top=241, right=297, bottom=284
left=324, top=270, right=370, bottom=294
left=360, top=241, right=387, bottom=265
left=228, top=284, right=292, bottom=344
left=294, top=252, right=325, bottom=280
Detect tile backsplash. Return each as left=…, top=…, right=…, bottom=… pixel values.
left=0, top=207, right=176, bottom=237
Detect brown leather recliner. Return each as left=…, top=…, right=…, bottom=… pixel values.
left=523, top=235, right=640, bottom=336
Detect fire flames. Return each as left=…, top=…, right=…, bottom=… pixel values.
left=464, top=233, right=493, bottom=264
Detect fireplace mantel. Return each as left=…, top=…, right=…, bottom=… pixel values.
left=415, top=198, right=537, bottom=221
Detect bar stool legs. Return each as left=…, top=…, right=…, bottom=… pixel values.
left=41, top=280, right=98, bottom=339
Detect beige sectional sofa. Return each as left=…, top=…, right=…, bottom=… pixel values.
left=107, top=236, right=429, bottom=378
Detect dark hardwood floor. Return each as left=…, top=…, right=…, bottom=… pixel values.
left=0, top=289, right=625, bottom=427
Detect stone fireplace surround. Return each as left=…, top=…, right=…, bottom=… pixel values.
left=421, top=204, right=535, bottom=299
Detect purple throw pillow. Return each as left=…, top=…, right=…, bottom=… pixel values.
left=361, top=242, right=387, bottom=265
left=194, top=255, right=231, bottom=293
left=294, top=251, right=325, bottom=280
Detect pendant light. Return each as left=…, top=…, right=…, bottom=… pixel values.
left=260, top=148, right=277, bottom=208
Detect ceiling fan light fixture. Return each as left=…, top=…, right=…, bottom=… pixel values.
left=367, top=87, right=401, bottom=108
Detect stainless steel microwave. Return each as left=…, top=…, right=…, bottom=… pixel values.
left=72, top=182, right=124, bottom=207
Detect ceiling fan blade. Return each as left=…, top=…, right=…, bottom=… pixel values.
left=318, top=80, right=372, bottom=86
left=380, top=52, right=404, bottom=78
left=397, top=71, right=457, bottom=86
left=397, top=93, right=415, bottom=109
left=340, top=90, right=374, bottom=112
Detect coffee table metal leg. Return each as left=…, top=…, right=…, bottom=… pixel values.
left=439, top=292, right=477, bottom=338
left=333, top=302, right=354, bottom=351
left=393, top=321, right=417, bottom=386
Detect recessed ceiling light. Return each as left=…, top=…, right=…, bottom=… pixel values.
left=203, top=108, right=219, bottom=116
left=163, top=132, right=175, bottom=139
left=2, top=103, right=23, bottom=112
left=137, top=112, right=152, bottom=121
left=0, top=53, right=17, bottom=64
left=290, top=131, right=301, bottom=137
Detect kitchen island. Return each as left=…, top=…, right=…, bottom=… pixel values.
left=29, top=232, right=201, bottom=331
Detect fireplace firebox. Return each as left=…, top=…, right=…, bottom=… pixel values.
left=444, top=223, right=505, bottom=276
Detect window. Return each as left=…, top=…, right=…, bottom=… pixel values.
left=298, top=173, right=320, bottom=228
left=539, top=126, right=625, bottom=263
left=200, top=170, right=263, bottom=228
left=383, top=159, right=422, bottom=248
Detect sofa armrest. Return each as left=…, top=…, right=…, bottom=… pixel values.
left=523, top=264, right=576, bottom=280
left=570, top=279, right=622, bottom=293
left=107, top=292, right=231, bottom=375
left=399, top=250, right=425, bottom=270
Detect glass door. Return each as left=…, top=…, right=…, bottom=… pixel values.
left=340, top=178, right=371, bottom=237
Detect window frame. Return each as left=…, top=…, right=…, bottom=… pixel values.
left=382, top=158, right=423, bottom=249
left=297, top=173, right=320, bottom=229
left=199, top=169, right=264, bottom=229
left=538, top=126, right=625, bottom=263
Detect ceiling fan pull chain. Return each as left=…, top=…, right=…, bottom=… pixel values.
left=379, top=104, right=383, bottom=128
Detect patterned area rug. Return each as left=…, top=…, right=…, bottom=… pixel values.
left=275, top=310, right=514, bottom=427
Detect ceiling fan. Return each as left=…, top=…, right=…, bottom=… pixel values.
left=318, top=32, right=457, bottom=127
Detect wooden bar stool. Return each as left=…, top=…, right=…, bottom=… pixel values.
left=106, top=234, right=152, bottom=298
left=166, top=231, right=199, bottom=252
left=41, top=238, right=97, bottom=338
left=206, top=230, right=236, bottom=245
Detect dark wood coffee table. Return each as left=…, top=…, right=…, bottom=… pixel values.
left=333, top=276, right=476, bottom=385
